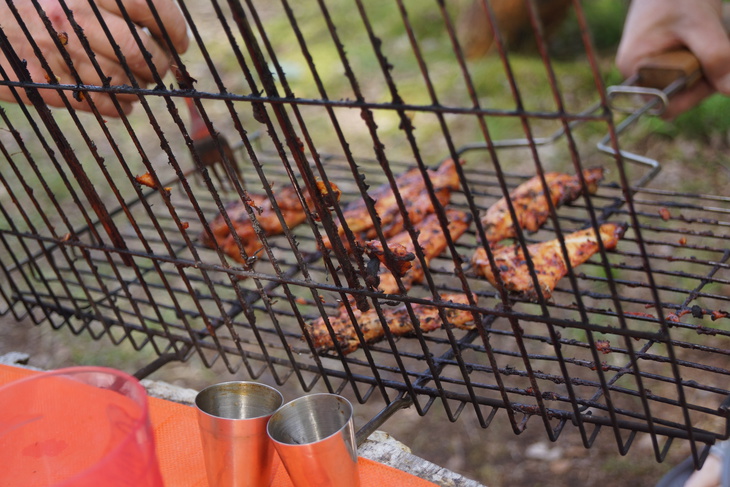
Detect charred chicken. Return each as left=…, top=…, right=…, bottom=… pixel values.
left=322, top=158, right=461, bottom=249
left=201, top=181, right=340, bottom=263
left=305, top=208, right=473, bottom=354
left=365, top=209, right=472, bottom=294
left=306, top=293, right=478, bottom=354
left=472, top=222, right=626, bottom=301
left=482, top=167, right=604, bottom=245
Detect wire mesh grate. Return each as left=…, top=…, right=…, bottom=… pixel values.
left=1, top=0, right=729, bottom=466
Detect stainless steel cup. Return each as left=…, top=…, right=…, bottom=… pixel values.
left=266, top=393, right=361, bottom=487
left=195, top=381, right=284, bottom=487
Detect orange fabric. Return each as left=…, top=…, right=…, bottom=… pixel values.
left=0, top=364, right=437, bottom=487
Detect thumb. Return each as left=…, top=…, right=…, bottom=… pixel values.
left=681, top=20, right=730, bottom=94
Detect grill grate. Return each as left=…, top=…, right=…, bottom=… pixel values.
left=1, top=0, right=729, bottom=468
left=4, top=144, right=729, bottom=451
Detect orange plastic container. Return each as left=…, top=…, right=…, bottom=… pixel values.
left=0, top=366, right=163, bottom=487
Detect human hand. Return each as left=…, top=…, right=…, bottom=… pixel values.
left=0, top=0, right=189, bottom=117
left=616, top=0, right=730, bottom=119
left=684, top=452, right=722, bottom=487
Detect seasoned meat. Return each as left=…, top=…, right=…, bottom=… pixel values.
left=305, top=208, right=474, bottom=354
left=362, top=186, right=454, bottom=239
left=201, top=181, right=340, bottom=263
left=321, top=158, right=461, bottom=249
left=482, top=167, right=604, bottom=245
left=472, top=223, right=626, bottom=301
left=305, top=293, right=478, bottom=354
left=369, top=209, right=472, bottom=294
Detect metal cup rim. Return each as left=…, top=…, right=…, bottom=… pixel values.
left=266, top=393, right=354, bottom=447
left=195, top=380, right=284, bottom=420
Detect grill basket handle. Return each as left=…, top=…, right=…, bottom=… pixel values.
left=636, top=49, right=701, bottom=90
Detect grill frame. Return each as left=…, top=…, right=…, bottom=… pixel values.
left=1, top=0, right=729, bottom=469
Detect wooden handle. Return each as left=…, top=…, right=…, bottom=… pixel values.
left=637, top=49, right=702, bottom=90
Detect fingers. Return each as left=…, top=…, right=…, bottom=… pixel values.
left=33, top=86, right=135, bottom=118
left=615, top=1, right=686, bottom=78
left=662, top=80, right=715, bottom=120
left=72, top=7, right=173, bottom=84
left=62, top=54, right=147, bottom=116
left=98, top=0, right=189, bottom=54
left=684, top=453, right=722, bottom=487
left=0, top=0, right=189, bottom=117
left=616, top=0, right=729, bottom=117
left=0, top=55, right=136, bottom=118
left=679, top=13, right=730, bottom=94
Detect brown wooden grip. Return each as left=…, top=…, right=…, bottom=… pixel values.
left=637, top=49, right=702, bottom=90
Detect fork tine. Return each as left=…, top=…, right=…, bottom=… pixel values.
left=185, top=96, right=244, bottom=191
left=168, top=59, right=243, bottom=191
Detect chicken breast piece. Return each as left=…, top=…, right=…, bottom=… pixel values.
left=201, top=181, right=340, bottom=263
left=305, top=293, right=478, bottom=354
left=321, top=158, right=462, bottom=249
left=367, top=209, right=472, bottom=294
left=482, top=167, right=604, bottom=245
left=472, top=222, right=626, bottom=301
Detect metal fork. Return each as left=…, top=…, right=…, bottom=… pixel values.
left=183, top=94, right=243, bottom=190
left=171, top=62, right=244, bottom=191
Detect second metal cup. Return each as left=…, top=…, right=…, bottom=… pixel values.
left=266, top=393, right=361, bottom=487
left=195, top=381, right=284, bottom=487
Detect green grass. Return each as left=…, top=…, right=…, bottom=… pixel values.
left=644, top=94, right=730, bottom=141
left=258, top=1, right=628, bottom=113
left=582, top=0, right=630, bottom=52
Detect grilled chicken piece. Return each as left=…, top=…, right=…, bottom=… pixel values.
left=305, top=209, right=474, bottom=354
left=322, top=158, right=461, bottom=249
left=367, top=209, right=472, bottom=294
left=472, top=223, right=626, bottom=301
left=366, top=186, right=453, bottom=239
left=482, top=167, right=604, bottom=245
left=306, top=293, right=478, bottom=354
left=201, top=181, right=340, bottom=263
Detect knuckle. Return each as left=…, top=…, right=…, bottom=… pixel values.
left=121, top=0, right=147, bottom=15
left=123, top=0, right=156, bottom=26
left=39, top=1, right=67, bottom=27
left=117, top=34, right=152, bottom=74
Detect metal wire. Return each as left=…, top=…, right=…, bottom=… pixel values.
left=1, top=0, right=729, bottom=466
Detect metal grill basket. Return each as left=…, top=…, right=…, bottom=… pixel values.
left=1, top=0, right=729, bottom=469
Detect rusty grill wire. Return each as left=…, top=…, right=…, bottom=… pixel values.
left=0, top=0, right=729, bottom=466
